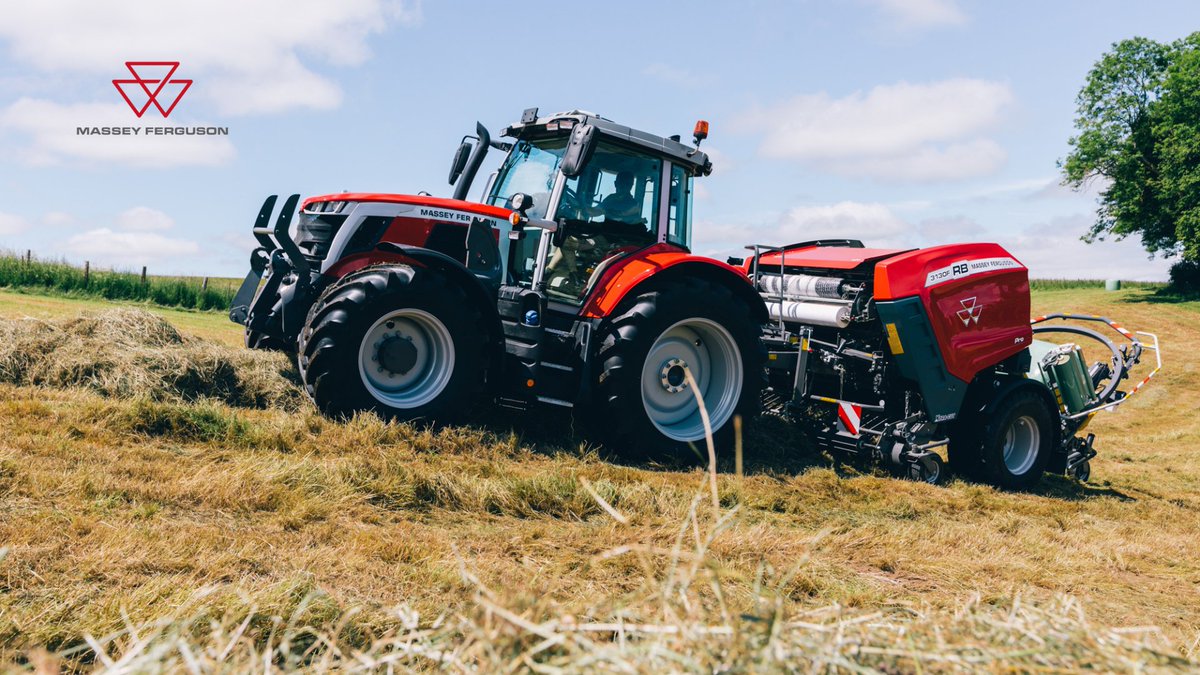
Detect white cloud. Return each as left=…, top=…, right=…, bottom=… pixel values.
left=0, top=0, right=419, bottom=116
left=998, top=215, right=1172, bottom=281
left=742, top=78, right=1012, bottom=182
left=829, top=139, right=1007, bottom=183
left=1028, top=176, right=1110, bottom=201
left=695, top=201, right=917, bottom=255
left=701, top=146, right=732, bottom=175
left=0, top=212, right=30, bottom=236
left=862, top=0, right=966, bottom=30
left=63, top=228, right=200, bottom=268
left=918, top=215, right=985, bottom=239
left=642, top=63, right=708, bottom=89
left=117, top=206, right=174, bottom=232
left=778, top=202, right=912, bottom=246
left=0, top=98, right=235, bottom=167
left=41, top=211, right=75, bottom=227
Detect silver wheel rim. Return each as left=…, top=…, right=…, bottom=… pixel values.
left=1002, top=414, right=1040, bottom=475
left=357, top=308, right=454, bottom=409
left=640, top=318, right=743, bottom=442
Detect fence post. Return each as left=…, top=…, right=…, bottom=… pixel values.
left=141, top=266, right=147, bottom=284
left=24, top=250, right=30, bottom=265
left=84, top=261, right=90, bottom=286
left=201, top=276, right=209, bottom=292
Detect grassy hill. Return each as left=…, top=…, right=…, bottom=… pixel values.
left=0, top=287, right=1196, bottom=671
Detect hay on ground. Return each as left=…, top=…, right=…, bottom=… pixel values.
left=0, top=308, right=303, bottom=409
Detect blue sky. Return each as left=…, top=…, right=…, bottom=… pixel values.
left=1, top=0, right=1197, bottom=279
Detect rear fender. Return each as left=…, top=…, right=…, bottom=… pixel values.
left=580, top=246, right=766, bottom=321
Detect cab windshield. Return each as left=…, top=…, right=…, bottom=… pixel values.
left=543, top=141, right=662, bottom=303
left=486, top=138, right=566, bottom=219
left=486, top=134, right=666, bottom=305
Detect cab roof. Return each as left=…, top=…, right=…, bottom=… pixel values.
left=501, top=108, right=712, bottom=175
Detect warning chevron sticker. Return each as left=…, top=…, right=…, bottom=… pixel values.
left=836, top=401, right=862, bottom=437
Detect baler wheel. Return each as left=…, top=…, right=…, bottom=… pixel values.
left=954, top=389, right=1054, bottom=490
left=595, top=278, right=763, bottom=459
left=908, top=452, right=945, bottom=485
left=1068, top=460, right=1091, bottom=482
left=297, top=265, right=487, bottom=424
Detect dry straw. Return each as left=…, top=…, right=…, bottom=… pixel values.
left=0, top=308, right=303, bottom=410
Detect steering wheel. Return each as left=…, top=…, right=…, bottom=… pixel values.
left=557, top=185, right=590, bottom=221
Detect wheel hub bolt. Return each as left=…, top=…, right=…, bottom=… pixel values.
left=660, top=358, right=689, bottom=393
left=378, top=335, right=417, bottom=375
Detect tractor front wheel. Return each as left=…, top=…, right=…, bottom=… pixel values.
left=595, top=278, right=763, bottom=460
left=298, top=265, right=487, bottom=424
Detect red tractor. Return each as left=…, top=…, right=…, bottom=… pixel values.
left=231, top=109, right=765, bottom=455
left=232, top=108, right=1160, bottom=487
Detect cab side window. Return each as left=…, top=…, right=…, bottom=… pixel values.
left=666, top=164, right=692, bottom=248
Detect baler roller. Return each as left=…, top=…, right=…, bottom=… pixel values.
left=765, top=298, right=853, bottom=328
left=758, top=272, right=851, bottom=300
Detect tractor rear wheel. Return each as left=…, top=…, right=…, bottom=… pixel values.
left=297, top=265, right=487, bottom=424
left=952, top=389, right=1055, bottom=490
left=595, top=278, right=763, bottom=460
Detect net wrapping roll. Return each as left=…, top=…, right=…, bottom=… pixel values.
left=767, top=299, right=852, bottom=328
left=758, top=273, right=847, bottom=300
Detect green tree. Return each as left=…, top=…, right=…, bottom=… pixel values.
left=1154, top=34, right=1200, bottom=261
left=1060, top=35, right=1200, bottom=260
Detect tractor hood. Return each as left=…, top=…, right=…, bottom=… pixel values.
left=302, top=193, right=512, bottom=221
left=292, top=193, right=513, bottom=277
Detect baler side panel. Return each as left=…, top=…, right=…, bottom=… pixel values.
left=875, top=243, right=1032, bottom=383
left=876, top=298, right=969, bottom=421
left=925, top=271, right=1031, bottom=383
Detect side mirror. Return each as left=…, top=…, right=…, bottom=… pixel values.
left=560, top=123, right=597, bottom=178
left=448, top=139, right=473, bottom=185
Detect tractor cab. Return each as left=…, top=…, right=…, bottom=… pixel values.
left=477, top=109, right=711, bottom=306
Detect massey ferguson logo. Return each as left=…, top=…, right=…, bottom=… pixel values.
left=112, top=61, right=192, bottom=118
left=76, top=62, right=227, bottom=137
left=957, top=297, right=982, bottom=326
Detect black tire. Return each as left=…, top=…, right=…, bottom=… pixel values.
left=908, top=452, right=946, bottom=485
left=595, top=278, right=764, bottom=460
left=951, top=389, right=1055, bottom=490
left=245, top=327, right=294, bottom=354
left=297, top=264, right=489, bottom=424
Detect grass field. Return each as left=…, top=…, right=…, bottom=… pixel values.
left=0, top=253, right=241, bottom=312
left=0, top=286, right=1197, bottom=671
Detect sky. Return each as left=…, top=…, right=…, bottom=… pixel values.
left=0, top=0, right=1198, bottom=280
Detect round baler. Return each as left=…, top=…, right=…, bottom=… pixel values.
left=742, top=240, right=1160, bottom=488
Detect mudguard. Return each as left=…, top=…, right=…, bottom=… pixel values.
left=580, top=244, right=766, bottom=321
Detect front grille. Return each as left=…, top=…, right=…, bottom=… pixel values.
left=295, top=211, right=348, bottom=263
